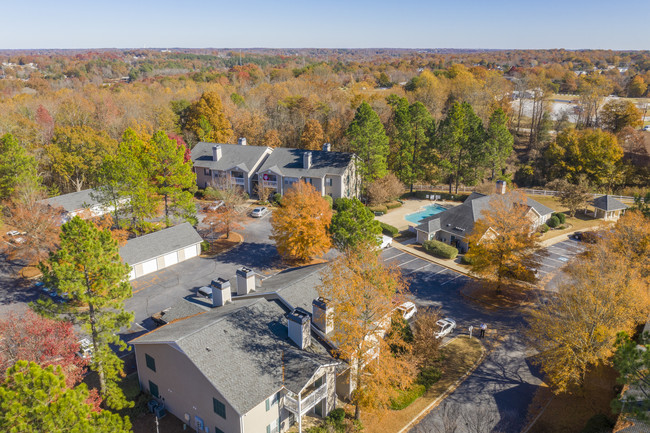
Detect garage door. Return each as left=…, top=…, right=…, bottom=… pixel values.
left=140, top=259, right=158, bottom=276
left=163, top=252, right=178, bottom=267
left=183, top=245, right=198, bottom=260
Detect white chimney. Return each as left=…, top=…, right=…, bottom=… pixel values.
left=287, top=308, right=311, bottom=349
left=303, top=151, right=312, bottom=169
left=322, top=143, right=331, bottom=152
left=211, top=278, right=231, bottom=307
left=212, top=145, right=222, bottom=161
left=236, top=267, right=255, bottom=296
left=496, top=180, right=506, bottom=195
left=238, top=137, right=247, bottom=146
left=312, top=297, right=333, bottom=334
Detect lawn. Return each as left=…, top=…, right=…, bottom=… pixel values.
left=527, top=195, right=608, bottom=241
left=361, top=336, right=484, bottom=433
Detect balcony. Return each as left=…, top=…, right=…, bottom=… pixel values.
left=231, top=177, right=245, bottom=185
left=263, top=180, right=278, bottom=188
left=283, top=383, right=327, bottom=417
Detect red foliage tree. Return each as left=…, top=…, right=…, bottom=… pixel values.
left=35, top=104, right=55, bottom=143
left=168, top=132, right=191, bottom=163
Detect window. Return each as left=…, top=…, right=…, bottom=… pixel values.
left=266, top=419, right=279, bottom=433
left=266, top=393, right=279, bottom=411
left=145, top=354, right=156, bottom=372
left=314, top=375, right=324, bottom=388
left=204, top=168, right=211, bottom=175
left=149, top=380, right=159, bottom=398
left=325, top=178, right=333, bottom=187
left=213, top=398, right=226, bottom=419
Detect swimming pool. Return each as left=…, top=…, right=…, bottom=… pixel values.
left=405, top=204, right=447, bottom=224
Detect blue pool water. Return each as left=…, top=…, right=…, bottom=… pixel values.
left=405, top=204, right=447, bottom=224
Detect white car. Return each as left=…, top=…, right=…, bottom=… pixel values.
left=207, top=200, right=224, bottom=212
left=397, top=301, right=417, bottom=320
left=251, top=207, right=269, bottom=218
left=643, top=125, right=650, bottom=131
left=380, top=235, right=392, bottom=249
left=435, top=318, right=456, bottom=339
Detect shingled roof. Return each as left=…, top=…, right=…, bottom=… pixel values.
left=592, top=195, right=628, bottom=211
left=257, top=148, right=354, bottom=178
left=416, top=192, right=554, bottom=237
left=132, top=263, right=338, bottom=415
left=40, top=189, right=99, bottom=212
left=191, top=142, right=270, bottom=173
left=119, top=222, right=203, bottom=265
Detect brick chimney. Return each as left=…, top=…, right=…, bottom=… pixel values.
left=211, top=278, right=231, bottom=307
left=238, top=137, right=247, bottom=146
left=303, top=151, right=312, bottom=169
left=496, top=180, right=506, bottom=195
left=212, top=144, right=222, bottom=161
left=312, top=297, right=333, bottom=334
left=236, top=267, right=255, bottom=296
left=287, top=308, right=311, bottom=349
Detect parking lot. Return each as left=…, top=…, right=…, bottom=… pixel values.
left=534, top=238, right=585, bottom=292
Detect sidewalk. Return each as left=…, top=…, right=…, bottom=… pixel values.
left=391, top=239, right=473, bottom=277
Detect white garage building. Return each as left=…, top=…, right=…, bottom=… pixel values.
left=120, top=222, right=203, bottom=280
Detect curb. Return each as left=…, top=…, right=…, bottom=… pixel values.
left=397, top=337, right=488, bottom=433
left=200, top=232, right=244, bottom=258
left=391, top=242, right=474, bottom=278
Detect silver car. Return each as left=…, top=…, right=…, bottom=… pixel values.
left=435, top=318, right=456, bottom=339
left=251, top=206, right=269, bottom=218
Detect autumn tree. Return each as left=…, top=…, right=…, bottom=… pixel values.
left=526, top=212, right=650, bottom=392
left=330, top=198, right=381, bottom=250
left=0, top=361, right=131, bottom=433
left=38, top=217, right=134, bottom=410
left=612, top=332, right=650, bottom=422
left=485, top=108, right=514, bottom=179
left=546, top=178, right=591, bottom=217
left=45, top=126, right=117, bottom=192
left=262, top=129, right=283, bottom=148
left=185, top=91, right=233, bottom=143
left=627, top=75, right=648, bottom=98
left=600, top=100, right=643, bottom=133
left=464, top=192, right=543, bottom=291
left=270, top=181, right=332, bottom=262
left=300, top=118, right=325, bottom=150
left=1, top=181, right=61, bottom=264
left=410, top=308, right=442, bottom=370
left=346, top=101, right=390, bottom=185
left=366, top=173, right=405, bottom=206
left=0, top=133, right=39, bottom=201
left=148, top=131, right=197, bottom=226
left=544, top=128, right=623, bottom=188
left=317, top=247, right=415, bottom=418
left=204, top=176, right=247, bottom=239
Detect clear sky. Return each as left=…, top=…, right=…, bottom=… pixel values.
left=2, top=0, right=648, bottom=50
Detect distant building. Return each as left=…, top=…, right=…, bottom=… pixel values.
left=591, top=195, right=628, bottom=221
left=39, top=189, right=125, bottom=224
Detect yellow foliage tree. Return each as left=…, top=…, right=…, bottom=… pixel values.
left=270, top=181, right=332, bottom=262
left=317, top=246, right=415, bottom=418
left=186, top=91, right=234, bottom=143
left=300, top=118, right=325, bottom=150
left=526, top=211, right=650, bottom=392
left=464, top=191, right=543, bottom=291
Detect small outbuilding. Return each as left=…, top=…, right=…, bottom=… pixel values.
left=591, top=195, right=628, bottom=221
left=120, top=222, right=203, bottom=280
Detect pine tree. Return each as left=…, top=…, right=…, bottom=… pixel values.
left=485, top=108, right=514, bottom=180
left=0, top=361, right=131, bottom=433
left=330, top=198, right=382, bottom=250
left=38, top=217, right=134, bottom=410
left=0, top=133, right=39, bottom=201
left=346, top=101, right=390, bottom=184
left=149, top=131, right=198, bottom=226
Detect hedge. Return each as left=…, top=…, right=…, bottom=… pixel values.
left=406, top=191, right=470, bottom=202
left=368, top=205, right=388, bottom=214
left=547, top=215, right=560, bottom=228
left=380, top=222, right=399, bottom=237
left=553, top=212, right=566, bottom=224
left=272, top=193, right=282, bottom=204
left=422, top=240, right=458, bottom=259
left=323, top=195, right=333, bottom=208
left=540, top=224, right=549, bottom=233
left=461, top=255, right=474, bottom=265
left=385, top=201, right=403, bottom=210
left=389, top=384, right=426, bottom=411
left=200, top=241, right=210, bottom=253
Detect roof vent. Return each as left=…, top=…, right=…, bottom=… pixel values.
left=454, top=227, right=465, bottom=232
left=496, top=180, right=506, bottom=195
left=287, top=308, right=311, bottom=349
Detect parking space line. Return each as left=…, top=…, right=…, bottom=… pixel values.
left=402, top=263, right=433, bottom=275
left=397, top=258, right=421, bottom=268
left=440, top=274, right=463, bottom=286
left=384, top=250, right=407, bottom=260
left=535, top=254, right=565, bottom=265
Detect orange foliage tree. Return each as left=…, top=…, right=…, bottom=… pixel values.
left=526, top=211, right=650, bottom=392
left=317, top=246, right=415, bottom=418
left=464, top=191, right=543, bottom=291
left=270, top=181, right=332, bottom=263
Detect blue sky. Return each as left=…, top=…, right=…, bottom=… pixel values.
left=2, top=0, right=648, bottom=50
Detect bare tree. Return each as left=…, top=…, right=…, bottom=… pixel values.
left=461, top=400, right=499, bottom=433
left=431, top=402, right=460, bottom=433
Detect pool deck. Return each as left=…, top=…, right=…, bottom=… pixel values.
left=376, top=199, right=459, bottom=231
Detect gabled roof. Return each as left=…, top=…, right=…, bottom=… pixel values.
left=416, top=192, right=554, bottom=237
left=119, top=222, right=203, bottom=265
left=592, top=195, right=628, bottom=211
left=191, top=142, right=270, bottom=174
left=39, top=189, right=99, bottom=213
left=132, top=263, right=337, bottom=415
left=257, top=148, right=354, bottom=178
